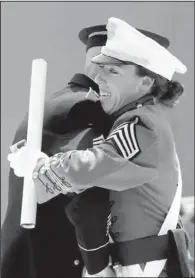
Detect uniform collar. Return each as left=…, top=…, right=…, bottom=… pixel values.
left=68, top=73, right=99, bottom=94
left=93, top=95, right=154, bottom=138
left=112, top=94, right=154, bottom=122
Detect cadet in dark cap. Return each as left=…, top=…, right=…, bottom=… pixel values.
left=1, top=23, right=110, bottom=278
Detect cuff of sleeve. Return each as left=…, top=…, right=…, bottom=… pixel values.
left=80, top=243, right=110, bottom=274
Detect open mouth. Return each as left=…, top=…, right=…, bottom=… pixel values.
left=99, top=89, right=111, bottom=99
left=100, top=92, right=111, bottom=99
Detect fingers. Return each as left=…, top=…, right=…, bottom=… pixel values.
left=7, top=152, right=15, bottom=162
left=8, top=140, right=27, bottom=175
left=8, top=147, right=24, bottom=163
left=7, top=144, right=49, bottom=178
left=10, top=139, right=26, bottom=153
left=8, top=147, right=31, bottom=177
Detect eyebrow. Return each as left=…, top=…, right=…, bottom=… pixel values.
left=110, top=61, right=136, bottom=68
left=108, top=64, right=124, bottom=68
left=124, top=61, right=136, bottom=66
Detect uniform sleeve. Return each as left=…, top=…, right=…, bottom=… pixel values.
left=45, top=116, right=159, bottom=193
left=65, top=188, right=111, bottom=274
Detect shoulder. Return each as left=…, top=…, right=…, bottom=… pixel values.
left=109, top=107, right=160, bottom=145
left=106, top=106, right=171, bottom=161
left=113, top=107, right=158, bottom=132
left=112, top=105, right=173, bottom=137
left=50, top=85, right=87, bottom=100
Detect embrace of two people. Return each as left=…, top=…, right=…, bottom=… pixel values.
left=2, top=17, right=194, bottom=278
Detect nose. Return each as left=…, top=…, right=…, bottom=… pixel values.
left=95, top=68, right=106, bottom=85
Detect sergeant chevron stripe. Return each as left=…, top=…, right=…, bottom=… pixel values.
left=106, top=117, right=140, bottom=160
left=93, top=134, right=105, bottom=146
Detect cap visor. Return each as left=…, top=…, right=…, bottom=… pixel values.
left=91, top=53, right=124, bottom=65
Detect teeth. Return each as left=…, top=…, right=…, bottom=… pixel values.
left=100, top=92, right=111, bottom=98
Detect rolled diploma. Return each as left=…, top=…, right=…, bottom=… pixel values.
left=20, top=59, right=47, bottom=228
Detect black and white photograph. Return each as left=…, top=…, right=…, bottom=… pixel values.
left=1, top=2, right=194, bottom=278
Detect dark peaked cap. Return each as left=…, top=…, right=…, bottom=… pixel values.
left=79, top=24, right=170, bottom=50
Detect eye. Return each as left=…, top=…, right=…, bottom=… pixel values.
left=107, top=66, right=119, bottom=74
left=98, top=64, right=104, bottom=69
left=109, top=68, right=118, bottom=74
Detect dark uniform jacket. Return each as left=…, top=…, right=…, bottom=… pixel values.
left=1, top=73, right=110, bottom=278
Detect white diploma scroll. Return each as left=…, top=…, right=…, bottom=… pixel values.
left=20, top=59, right=47, bottom=228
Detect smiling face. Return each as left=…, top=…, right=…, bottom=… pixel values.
left=94, top=63, right=154, bottom=115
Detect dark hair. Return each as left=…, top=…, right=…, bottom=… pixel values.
left=135, top=65, right=184, bottom=107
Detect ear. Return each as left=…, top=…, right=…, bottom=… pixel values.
left=141, top=76, right=154, bottom=94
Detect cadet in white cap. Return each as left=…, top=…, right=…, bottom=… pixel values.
left=8, top=17, right=193, bottom=278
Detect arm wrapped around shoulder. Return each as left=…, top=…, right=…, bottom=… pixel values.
left=31, top=115, right=159, bottom=193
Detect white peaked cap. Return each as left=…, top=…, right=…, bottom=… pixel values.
left=92, top=17, right=187, bottom=80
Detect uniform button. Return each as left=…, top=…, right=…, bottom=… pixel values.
left=113, top=232, right=120, bottom=239
left=111, top=216, right=117, bottom=224
left=74, top=259, right=80, bottom=266
left=136, top=103, right=142, bottom=108
left=109, top=200, right=115, bottom=207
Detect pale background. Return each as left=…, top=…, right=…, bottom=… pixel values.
left=1, top=2, right=194, bottom=226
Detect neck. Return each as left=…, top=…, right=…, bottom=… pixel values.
left=112, top=94, right=154, bottom=121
